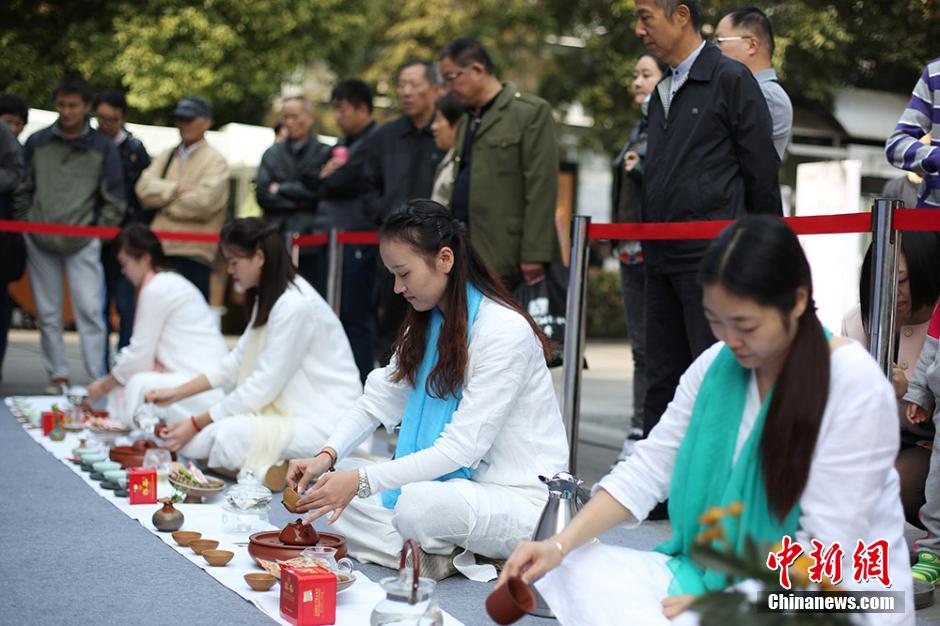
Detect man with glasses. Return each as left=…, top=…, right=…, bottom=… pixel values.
left=714, top=6, right=792, bottom=159
left=438, top=37, right=560, bottom=290
left=95, top=89, right=151, bottom=351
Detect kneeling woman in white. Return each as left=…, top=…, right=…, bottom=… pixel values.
left=287, top=201, right=568, bottom=580
left=85, top=224, right=227, bottom=424
left=147, top=218, right=362, bottom=478
left=502, top=216, right=914, bottom=625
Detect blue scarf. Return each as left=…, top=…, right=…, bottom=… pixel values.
left=381, top=283, right=483, bottom=509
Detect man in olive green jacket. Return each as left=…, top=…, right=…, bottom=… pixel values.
left=439, top=38, right=560, bottom=287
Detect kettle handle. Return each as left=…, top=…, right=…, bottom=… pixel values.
left=399, top=538, right=420, bottom=605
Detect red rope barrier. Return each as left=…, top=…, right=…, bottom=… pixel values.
left=291, top=233, right=329, bottom=247
left=1, top=208, right=936, bottom=248
left=0, top=219, right=219, bottom=242
left=894, top=208, right=940, bottom=232
left=338, top=231, right=379, bottom=245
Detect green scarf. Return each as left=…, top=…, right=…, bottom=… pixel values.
left=652, top=345, right=800, bottom=595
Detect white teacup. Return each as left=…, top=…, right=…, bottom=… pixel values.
left=300, top=546, right=354, bottom=575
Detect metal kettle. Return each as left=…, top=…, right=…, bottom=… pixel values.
left=528, top=472, right=590, bottom=618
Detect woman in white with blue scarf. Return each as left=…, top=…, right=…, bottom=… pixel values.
left=288, top=201, right=569, bottom=581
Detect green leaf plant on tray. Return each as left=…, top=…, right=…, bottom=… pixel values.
left=688, top=503, right=858, bottom=626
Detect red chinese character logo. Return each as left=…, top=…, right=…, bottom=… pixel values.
left=808, top=538, right=844, bottom=585
left=852, top=539, right=891, bottom=587
left=766, top=535, right=804, bottom=590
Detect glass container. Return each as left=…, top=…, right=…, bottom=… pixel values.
left=371, top=540, right=442, bottom=626
left=221, top=471, right=272, bottom=533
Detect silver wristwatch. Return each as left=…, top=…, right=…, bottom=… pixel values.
left=356, top=467, right=372, bottom=499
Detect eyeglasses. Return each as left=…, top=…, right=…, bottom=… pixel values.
left=714, top=35, right=752, bottom=46
left=442, top=69, right=465, bottom=85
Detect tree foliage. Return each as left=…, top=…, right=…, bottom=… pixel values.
left=0, top=0, right=371, bottom=124
left=1, top=0, right=935, bottom=149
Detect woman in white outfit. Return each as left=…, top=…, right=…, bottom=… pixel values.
left=287, top=201, right=568, bottom=581
left=501, top=216, right=914, bottom=626
left=85, top=224, right=227, bottom=424
left=147, top=218, right=363, bottom=482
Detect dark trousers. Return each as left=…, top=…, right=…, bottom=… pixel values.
left=102, top=242, right=137, bottom=352
left=643, top=270, right=715, bottom=436
left=168, top=256, right=211, bottom=301
left=620, top=261, right=647, bottom=433
left=307, top=245, right=378, bottom=383
left=0, top=285, right=10, bottom=381
left=375, top=264, right=410, bottom=368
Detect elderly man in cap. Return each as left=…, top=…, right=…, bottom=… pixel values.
left=135, top=96, right=230, bottom=299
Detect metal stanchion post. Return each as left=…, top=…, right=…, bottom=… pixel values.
left=868, top=198, right=902, bottom=375
left=562, top=215, right=591, bottom=474
left=326, top=228, right=343, bottom=315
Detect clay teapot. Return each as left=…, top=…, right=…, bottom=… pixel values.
left=278, top=519, right=319, bottom=546
left=152, top=498, right=184, bottom=532
left=131, top=439, right=158, bottom=452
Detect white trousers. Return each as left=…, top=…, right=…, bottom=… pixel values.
left=25, top=236, right=106, bottom=380
left=178, top=416, right=365, bottom=474
left=535, top=543, right=700, bottom=626
left=106, top=370, right=222, bottom=427
left=329, top=458, right=544, bottom=578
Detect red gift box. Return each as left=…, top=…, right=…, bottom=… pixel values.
left=128, top=468, right=158, bottom=504
left=42, top=411, right=59, bottom=436
left=280, top=566, right=337, bottom=626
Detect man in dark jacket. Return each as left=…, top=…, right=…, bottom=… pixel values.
left=256, top=96, right=331, bottom=285
left=14, top=77, right=126, bottom=390
left=440, top=37, right=560, bottom=289
left=365, top=61, right=443, bottom=365
left=636, top=0, right=781, bottom=436
left=302, top=79, right=380, bottom=381
left=0, top=95, right=27, bottom=382
left=95, top=88, right=151, bottom=350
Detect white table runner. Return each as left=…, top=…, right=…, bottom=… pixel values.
left=5, top=396, right=463, bottom=626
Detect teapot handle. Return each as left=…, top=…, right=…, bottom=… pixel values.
left=399, top=538, right=420, bottom=605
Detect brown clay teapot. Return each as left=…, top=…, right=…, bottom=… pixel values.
left=278, top=519, right=319, bottom=545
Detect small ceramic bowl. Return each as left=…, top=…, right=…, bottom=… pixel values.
left=93, top=460, right=122, bottom=474
left=202, top=549, right=234, bottom=567
left=104, top=469, right=127, bottom=483
left=172, top=531, right=202, bottom=546
left=190, top=539, right=219, bottom=555
left=245, top=573, right=277, bottom=592
left=77, top=447, right=105, bottom=459
left=80, top=452, right=107, bottom=466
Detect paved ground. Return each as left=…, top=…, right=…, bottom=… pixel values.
left=3, top=330, right=938, bottom=624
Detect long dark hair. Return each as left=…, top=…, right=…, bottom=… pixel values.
left=859, top=231, right=940, bottom=333
left=382, top=200, right=551, bottom=397
left=114, top=223, right=169, bottom=270
left=699, top=215, right=830, bottom=521
left=220, top=217, right=296, bottom=328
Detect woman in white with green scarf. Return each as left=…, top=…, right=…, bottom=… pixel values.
left=502, top=216, right=914, bottom=625
left=287, top=201, right=568, bottom=581
left=146, top=218, right=363, bottom=486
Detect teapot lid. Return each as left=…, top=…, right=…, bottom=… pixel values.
left=379, top=568, right=436, bottom=603
left=540, top=472, right=584, bottom=497
left=223, top=471, right=273, bottom=511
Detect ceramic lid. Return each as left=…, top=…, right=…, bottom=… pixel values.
left=223, top=471, right=272, bottom=512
